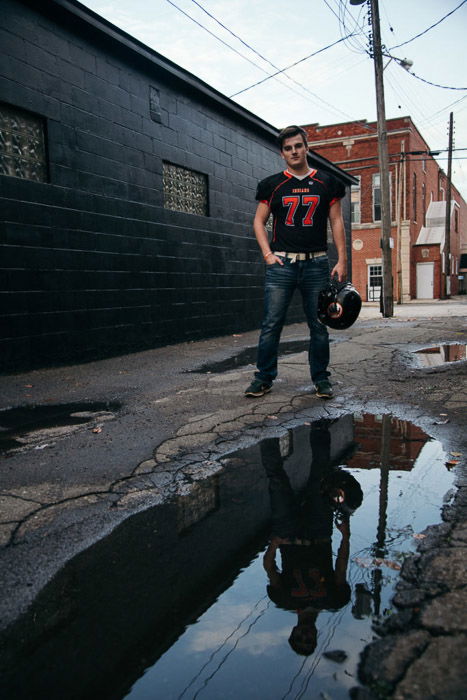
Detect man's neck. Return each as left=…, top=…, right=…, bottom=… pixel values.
left=286, top=166, right=312, bottom=179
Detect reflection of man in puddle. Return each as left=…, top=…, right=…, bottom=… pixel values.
left=261, top=420, right=362, bottom=655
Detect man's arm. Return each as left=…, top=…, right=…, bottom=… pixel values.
left=253, top=202, right=284, bottom=266
left=263, top=538, right=281, bottom=587
left=328, top=200, right=347, bottom=282
left=334, top=517, right=350, bottom=585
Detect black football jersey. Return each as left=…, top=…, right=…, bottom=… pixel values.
left=255, top=168, right=345, bottom=253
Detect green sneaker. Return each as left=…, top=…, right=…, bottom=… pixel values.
left=315, top=379, right=333, bottom=399
left=244, top=379, right=272, bottom=398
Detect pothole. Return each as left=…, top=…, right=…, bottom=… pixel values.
left=414, top=343, right=466, bottom=367
left=0, top=401, right=122, bottom=453
left=1, top=412, right=455, bottom=700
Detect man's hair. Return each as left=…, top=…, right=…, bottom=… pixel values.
left=321, top=467, right=363, bottom=513
left=288, top=624, right=318, bottom=656
left=277, top=125, right=308, bottom=150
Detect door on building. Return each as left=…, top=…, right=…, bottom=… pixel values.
left=368, top=264, right=382, bottom=301
left=416, top=262, right=434, bottom=299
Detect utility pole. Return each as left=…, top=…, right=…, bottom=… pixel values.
left=351, top=0, right=393, bottom=316
left=443, top=112, right=453, bottom=298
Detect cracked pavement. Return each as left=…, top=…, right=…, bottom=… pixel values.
left=0, top=298, right=466, bottom=697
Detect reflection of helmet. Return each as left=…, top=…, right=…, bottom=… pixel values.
left=318, top=282, right=362, bottom=330
left=321, top=467, right=363, bottom=515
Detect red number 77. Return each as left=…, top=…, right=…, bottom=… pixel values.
left=282, top=195, right=320, bottom=226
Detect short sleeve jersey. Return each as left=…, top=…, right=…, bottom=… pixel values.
left=255, top=168, right=345, bottom=253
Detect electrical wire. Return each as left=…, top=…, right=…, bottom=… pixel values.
left=384, top=69, right=428, bottom=126
left=343, top=2, right=467, bottom=134
left=165, top=0, right=361, bottom=121
left=229, top=34, right=356, bottom=98
left=421, top=95, right=467, bottom=123
left=382, top=65, right=451, bottom=148
left=323, top=0, right=368, bottom=55
left=382, top=66, right=451, bottom=147
left=163, top=0, right=277, bottom=75
left=192, top=603, right=270, bottom=698
left=188, top=0, right=278, bottom=67
left=400, top=68, right=467, bottom=92
left=336, top=0, right=368, bottom=53
left=389, top=0, right=467, bottom=50
left=377, top=1, right=466, bottom=149
left=177, top=595, right=270, bottom=699
left=188, top=0, right=360, bottom=120
left=164, top=0, right=465, bottom=161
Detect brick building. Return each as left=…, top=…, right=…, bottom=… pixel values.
left=303, top=117, right=467, bottom=301
left=346, top=413, right=427, bottom=472
left=0, top=0, right=354, bottom=371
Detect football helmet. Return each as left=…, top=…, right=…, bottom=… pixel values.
left=318, top=282, right=362, bottom=330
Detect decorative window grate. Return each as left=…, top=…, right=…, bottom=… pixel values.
left=163, top=161, right=208, bottom=216
left=0, top=102, right=47, bottom=182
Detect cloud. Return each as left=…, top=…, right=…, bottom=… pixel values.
left=188, top=623, right=290, bottom=656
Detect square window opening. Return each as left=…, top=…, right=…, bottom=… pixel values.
left=0, top=102, right=48, bottom=182
left=163, top=161, right=209, bottom=216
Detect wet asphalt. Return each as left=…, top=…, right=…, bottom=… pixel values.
left=0, top=297, right=466, bottom=698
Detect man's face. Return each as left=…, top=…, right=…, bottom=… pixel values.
left=280, top=134, right=308, bottom=171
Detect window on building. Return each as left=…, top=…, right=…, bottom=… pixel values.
left=372, top=173, right=391, bottom=222
left=351, top=175, right=361, bottom=224
left=412, top=172, right=417, bottom=221
left=422, top=182, right=426, bottom=226
left=163, top=161, right=208, bottom=216
left=0, top=102, right=47, bottom=181
left=454, top=208, right=459, bottom=233
left=372, top=173, right=381, bottom=222
left=368, top=264, right=382, bottom=301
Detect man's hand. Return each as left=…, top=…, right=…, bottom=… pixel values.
left=265, top=253, right=284, bottom=266
left=330, top=259, right=347, bottom=282
left=335, top=515, right=350, bottom=538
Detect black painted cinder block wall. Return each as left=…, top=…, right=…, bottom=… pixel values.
left=0, top=0, right=353, bottom=372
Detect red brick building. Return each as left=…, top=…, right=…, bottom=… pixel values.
left=303, top=117, right=467, bottom=301
left=346, top=413, right=427, bottom=472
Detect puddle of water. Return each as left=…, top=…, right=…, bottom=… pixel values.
left=0, top=402, right=121, bottom=452
left=186, top=339, right=314, bottom=373
left=414, top=343, right=466, bottom=367
left=0, top=414, right=453, bottom=700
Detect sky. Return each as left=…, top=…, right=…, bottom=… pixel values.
left=79, top=0, right=467, bottom=199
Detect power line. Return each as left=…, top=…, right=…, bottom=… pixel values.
left=421, top=94, right=467, bottom=123
left=188, top=0, right=358, bottom=120
left=230, top=34, right=355, bottom=98
left=384, top=69, right=429, bottom=129
left=329, top=148, right=467, bottom=167
left=340, top=157, right=467, bottom=174
left=165, top=0, right=359, bottom=121
left=163, top=0, right=275, bottom=75
left=389, top=0, right=467, bottom=50
left=401, top=69, right=467, bottom=92
left=323, top=0, right=368, bottom=55
left=177, top=595, right=269, bottom=699
left=188, top=0, right=276, bottom=68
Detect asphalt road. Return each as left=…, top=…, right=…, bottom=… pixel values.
left=1, top=296, right=466, bottom=697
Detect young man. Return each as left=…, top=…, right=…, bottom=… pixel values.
left=245, top=125, right=347, bottom=399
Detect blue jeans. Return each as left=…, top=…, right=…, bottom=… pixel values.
left=255, top=256, right=330, bottom=385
